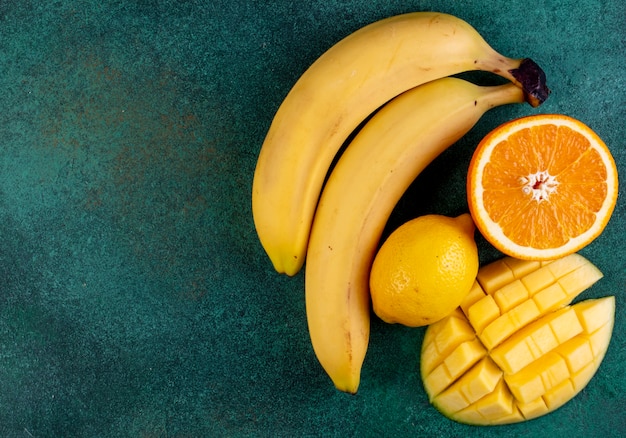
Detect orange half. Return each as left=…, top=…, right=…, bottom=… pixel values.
left=467, top=114, right=618, bottom=260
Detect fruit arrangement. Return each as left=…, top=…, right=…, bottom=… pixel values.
left=252, top=11, right=548, bottom=277
left=251, top=11, right=618, bottom=425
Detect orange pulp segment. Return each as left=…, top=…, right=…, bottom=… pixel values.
left=467, top=114, right=618, bottom=260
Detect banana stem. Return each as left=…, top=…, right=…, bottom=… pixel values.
left=509, top=58, right=551, bottom=107
left=478, top=57, right=551, bottom=108
left=484, top=82, right=527, bottom=108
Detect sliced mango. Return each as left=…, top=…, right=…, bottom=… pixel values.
left=420, top=253, right=614, bottom=425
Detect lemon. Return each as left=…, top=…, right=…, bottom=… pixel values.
left=369, top=213, right=479, bottom=327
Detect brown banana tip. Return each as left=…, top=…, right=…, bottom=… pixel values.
left=510, top=58, right=551, bottom=108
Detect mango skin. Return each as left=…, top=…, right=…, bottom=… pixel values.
left=420, top=254, right=615, bottom=425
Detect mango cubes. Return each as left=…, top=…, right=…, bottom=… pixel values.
left=420, top=253, right=614, bottom=425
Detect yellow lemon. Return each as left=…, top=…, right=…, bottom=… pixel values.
left=370, top=213, right=479, bottom=327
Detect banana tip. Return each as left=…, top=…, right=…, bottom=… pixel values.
left=333, top=378, right=360, bottom=394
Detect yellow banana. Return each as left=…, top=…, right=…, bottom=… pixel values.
left=305, top=77, right=533, bottom=394
left=252, top=11, right=549, bottom=276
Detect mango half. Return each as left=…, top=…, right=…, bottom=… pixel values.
left=420, top=253, right=614, bottom=425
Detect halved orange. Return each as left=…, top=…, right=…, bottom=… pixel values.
left=467, top=114, right=618, bottom=260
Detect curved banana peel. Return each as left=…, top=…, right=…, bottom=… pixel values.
left=252, top=11, right=549, bottom=276
left=306, top=77, right=531, bottom=393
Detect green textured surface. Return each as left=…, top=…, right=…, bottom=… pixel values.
left=1, top=1, right=624, bottom=436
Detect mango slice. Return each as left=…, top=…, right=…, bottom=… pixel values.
left=420, top=253, right=614, bottom=425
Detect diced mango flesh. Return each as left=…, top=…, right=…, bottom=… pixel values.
left=481, top=298, right=541, bottom=350
left=424, top=338, right=487, bottom=397
left=420, top=254, right=614, bottom=425
left=504, top=351, right=570, bottom=403
left=490, top=307, right=583, bottom=374
left=453, top=380, right=524, bottom=425
left=420, top=312, right=475, bottom=376
left=467, top=294, right=500, bottom=334
left=432, top=357, right=502, bottom=411
left=460, top=281, right=487, bottom=315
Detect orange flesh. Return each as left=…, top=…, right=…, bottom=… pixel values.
left=481, top=125, right=608, bottom=249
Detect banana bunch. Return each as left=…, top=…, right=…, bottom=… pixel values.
left=252, top=12, right=550, bottom=393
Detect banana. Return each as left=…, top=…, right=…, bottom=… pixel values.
left=305, top=77, right=533, bottom=394
left=252, top=11, right=549, bottom=276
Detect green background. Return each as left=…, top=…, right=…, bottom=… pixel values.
left=1, top=1, right=624, bottom=436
